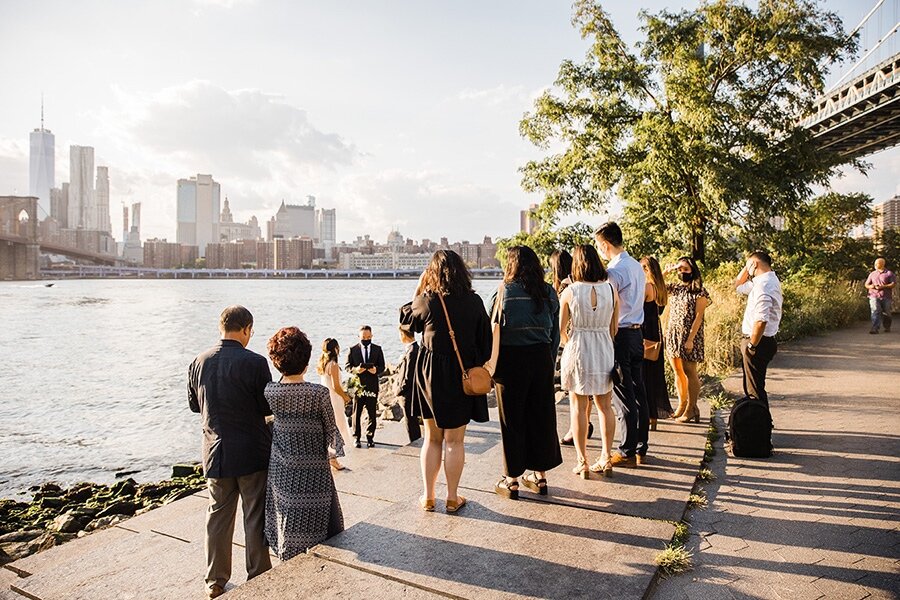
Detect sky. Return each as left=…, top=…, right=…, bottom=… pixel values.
left=0, top=0, right=896, bottom=244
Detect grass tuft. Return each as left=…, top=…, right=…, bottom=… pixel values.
left=698, top=468, right=715, bottom=482
left=655, top=545, right=693, bottom=577
left=687, top=491, right=708, bottom=509
left=708, top=392, right=734, bottom=412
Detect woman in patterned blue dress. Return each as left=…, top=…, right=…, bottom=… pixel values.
left=264, top=326, right=344, bottom=560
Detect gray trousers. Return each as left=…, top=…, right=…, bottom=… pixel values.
left=205, top=470, right=272, bottom=590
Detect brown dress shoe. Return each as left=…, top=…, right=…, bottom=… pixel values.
left=609, top=453, right=637, bottom=468
left=208, top=584, right=225, bottom=599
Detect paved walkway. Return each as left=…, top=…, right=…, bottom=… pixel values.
left=2, top=321, right=896, bottom=599
left=652, top=321, right=900, bottom=600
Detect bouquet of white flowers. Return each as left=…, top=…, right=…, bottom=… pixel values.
left=346, top=373, right=377, bottom=400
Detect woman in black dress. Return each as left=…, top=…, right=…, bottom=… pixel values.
left=400, top=250, right=491, bottom=513
left=640, top=256, right=673, bottom=428
left=490, top=246, right=562, bottom=499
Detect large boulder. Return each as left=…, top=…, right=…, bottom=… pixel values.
left=171, top=464, right=202, bottom=479
left=96, top=501, right=138, bottom=519
left=51, top=513, right=83, bottom=534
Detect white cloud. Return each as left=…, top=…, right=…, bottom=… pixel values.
left=455, top=84, right=549, bottom=109
left=190, top=0, right=256, bottom=8
left=99, top=81, right=358, bottom=180
left=335, top=169, right=519, bottom=243
left=0, top=139, right=27, bottom=196
left=83, top=80, right=363, bottom=238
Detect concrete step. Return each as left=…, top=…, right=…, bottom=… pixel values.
left=224, top=554, right=446, bottom=600
left=308, top=485, right=673, bottom=600
left=2, top=401, right=708, bottom=600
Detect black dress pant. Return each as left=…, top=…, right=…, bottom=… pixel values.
left=401, top=395, right=422, bottom=443
left=741, top=336, right=777, bottom=406
left=353, top=392, right=378, bottom=441
left=614, top=328, right=649, bottom=457
left=494, top=343, right=563, bottom=478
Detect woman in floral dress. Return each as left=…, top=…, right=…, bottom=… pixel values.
left=663, top=257, right=711, bottom=423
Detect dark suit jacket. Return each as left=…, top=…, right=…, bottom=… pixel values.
left=395, top=341, right=419, bottom=401
left=188, top=339, right=273, bottom=478
left=346, top=342, right=385, bottom=395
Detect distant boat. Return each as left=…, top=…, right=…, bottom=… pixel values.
left=44, top=283, right=54, bottom=287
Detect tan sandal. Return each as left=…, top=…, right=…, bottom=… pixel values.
left=419, top=496, right=435, bottom=512
left=445, top=495, right=467, bottom=513
left=329, top=458, right=344, bottom=471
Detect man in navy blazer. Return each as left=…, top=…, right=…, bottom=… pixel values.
left=188, top=305, right=272, bottom=598
left=346, top=325, right=385, bottom=447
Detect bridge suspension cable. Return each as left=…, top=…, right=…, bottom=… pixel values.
left=827, top=0, right=900, bottom=94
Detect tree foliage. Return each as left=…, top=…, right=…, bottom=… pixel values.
left=518, top=0, right=862, bottom=264
left=495, top=222, right=594, bottom=269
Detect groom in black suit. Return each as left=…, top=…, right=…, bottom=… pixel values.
left=346, top=325, right=385, bottom=448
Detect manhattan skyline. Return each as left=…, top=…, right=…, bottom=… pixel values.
left=0, top=0, right=896, bottom=244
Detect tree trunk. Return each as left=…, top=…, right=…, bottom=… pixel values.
left=692, top=223, right=705, bottom=263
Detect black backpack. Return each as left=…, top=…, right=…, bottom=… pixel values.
left=727, top=396, right=773, bottom=458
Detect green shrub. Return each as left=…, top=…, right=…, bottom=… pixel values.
left=689, top=266, right=866, bottom=378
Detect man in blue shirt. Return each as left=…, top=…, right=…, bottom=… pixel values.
left=595, top=222, right=650, bottom=466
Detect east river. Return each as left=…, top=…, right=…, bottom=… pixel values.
left=0, top=278, right=500, bottom=499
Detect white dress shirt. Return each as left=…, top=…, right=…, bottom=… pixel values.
left=607, top=251, right=646, bottom=328
left=737, top=271, right=783, bottom=337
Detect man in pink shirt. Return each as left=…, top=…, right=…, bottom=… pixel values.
left=865, top=257, right=895, bottom=334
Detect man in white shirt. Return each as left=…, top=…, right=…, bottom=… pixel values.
left=595, top=222, right=649, bottom=467
left=734, top=251, right=783, bottom=406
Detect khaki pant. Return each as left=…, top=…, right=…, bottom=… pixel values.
left=205, top=470, right=272, bottom=590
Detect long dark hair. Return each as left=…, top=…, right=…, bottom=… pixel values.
left=316, top=337, right=340, bottom=375
left=571, top=245, right=607, bottom=283
left=677, top=256, right=704, bottom=291
left=504, top=245, right=549, bottom=312
left=549, top=249, right=573, bottom=294
left=422, top=249, right=472, bottom=296
left=641, top=256, right=668, bottom=307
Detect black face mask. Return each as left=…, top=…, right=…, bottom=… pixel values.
left=361, top=339, right=371, bottom=347
left=679, top=272, right=694, bottom=283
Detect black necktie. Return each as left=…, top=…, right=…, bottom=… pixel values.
left=363, top=346, right=369, bottom=363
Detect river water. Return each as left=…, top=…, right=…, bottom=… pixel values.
left=0, top=278, right=500, bottom=499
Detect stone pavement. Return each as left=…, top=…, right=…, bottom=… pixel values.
left=651, top=321, right=900, bottom=600
left=11, top=319, right=894, bottom=599
left=2, top=394, right=711, bottom=599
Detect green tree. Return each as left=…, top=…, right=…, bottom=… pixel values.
left=768, top=191, right=873, bottom=277
left=495, top=222, right=594, bottom=269
left=519, top=0, right=860, bottom=264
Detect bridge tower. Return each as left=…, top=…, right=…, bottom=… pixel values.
left=0, top=196, right=40, bottom=280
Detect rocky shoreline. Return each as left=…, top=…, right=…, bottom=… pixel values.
left=0, top=464, right=206, bottom=566
left=0, top=369, right=499, bottom=568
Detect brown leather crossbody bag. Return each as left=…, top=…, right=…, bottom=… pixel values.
left=437, top=293, right=494, bottom=396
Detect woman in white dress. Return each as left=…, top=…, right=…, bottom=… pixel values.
left=559, top=244, right=619, bottom=479
left=316, top=338, right=354, bottom=470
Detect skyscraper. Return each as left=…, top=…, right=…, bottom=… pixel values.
left=122, top=202, right=143, bottom=264
left=29, top=102, right=54, bottom=220
left=873, top=195, right=900, bottom=238
left=176, top=174, right=220, bottom=257
left=68, top=145, right=94, bottom=229
left=316, top=207, right=336, bottom=259
left=520, top=203, right=539, bottom=234
left=95, top=166, right=111, bottom=234
left=50, top=184, right=68, bottom=228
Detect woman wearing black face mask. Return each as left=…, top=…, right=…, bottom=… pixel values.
left=662, top=257, right=711, bottom=423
